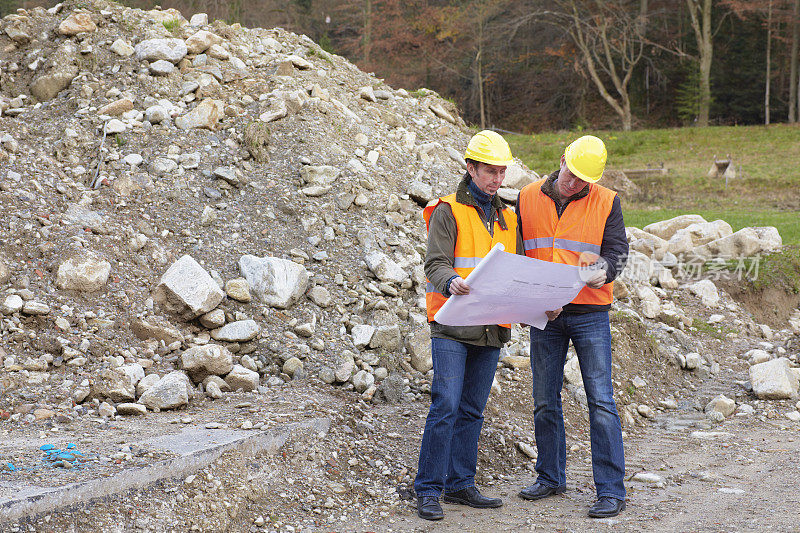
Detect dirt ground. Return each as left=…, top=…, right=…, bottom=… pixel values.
left=6, top=331, right=800, bottom=533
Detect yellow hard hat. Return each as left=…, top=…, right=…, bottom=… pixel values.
left=464, top=130, right=514, bottom=166
left=564, top=135, right=607, bottom=183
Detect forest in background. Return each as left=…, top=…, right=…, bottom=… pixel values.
left=3, top=0, right=800, bottom=133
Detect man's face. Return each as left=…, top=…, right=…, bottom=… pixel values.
left=557, top=155, right=589, bottom=199
left=468, top=161, right=506, bottom=196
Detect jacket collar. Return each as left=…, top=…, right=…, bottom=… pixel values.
left=455, top=174, right=509, bottom=230
left=541, top=170, right=590, bottom=205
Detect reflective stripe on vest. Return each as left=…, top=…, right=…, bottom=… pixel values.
left=423, top=193, right=518, bottom=326
left=518, top=179, right=616, bottom=306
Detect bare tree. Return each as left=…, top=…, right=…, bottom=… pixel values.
left=685, top=0, right=715, bottom=126
left=554, top=0, right=649, bottom=130
left=765, top=0, right=772, bottom=124
left=790, top=0, right=799, bottom=122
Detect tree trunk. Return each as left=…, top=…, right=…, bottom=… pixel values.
left=790, top=0, right=799, bottom=123
left=478, top=19, right=486, bottom=130
left=363, top=0, right=372, bottom=67
left=697, top=0, right=714, bottom=128
left=765, top=0, right=772, bottom=125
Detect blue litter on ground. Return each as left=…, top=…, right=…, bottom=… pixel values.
left=37, top=443, right=95, bottom=470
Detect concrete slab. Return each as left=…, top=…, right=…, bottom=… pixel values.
left=0, top=417, right=330, bottom=525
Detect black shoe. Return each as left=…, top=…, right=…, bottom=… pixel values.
left=417, top=496, right=444, bottom=521
left=442, top=486, right=503, bottom=508
left=587, top=497, right=626, bottom=518
left=518, top=482, right=567, bottom=501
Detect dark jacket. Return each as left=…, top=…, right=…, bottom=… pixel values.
left=516, top=171, right=628, bottom=314
left=425, top=175, right=523, bottom=347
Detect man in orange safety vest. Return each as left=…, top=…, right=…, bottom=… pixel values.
left=414, top=130, right=521, bottom=521
left=516, top=135, right=629, bottom=518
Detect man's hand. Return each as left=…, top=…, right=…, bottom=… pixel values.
left=545, top=308, right=562, bottom=321
left=585, top=269, right=607, bottom=289
left=448, top=276, right=470, bottom=295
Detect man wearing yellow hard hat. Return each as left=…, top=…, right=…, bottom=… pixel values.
left=516, top=135, right=629, bottom=518
left=414, top=130, right=522, bottom=520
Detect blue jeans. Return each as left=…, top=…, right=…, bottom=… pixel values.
left=529, top=311, right=626, bottom=500
left=414, top=337, right=500, bottom=497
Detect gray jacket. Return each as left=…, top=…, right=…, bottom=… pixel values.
left=425, top=175, right=523, bottom=348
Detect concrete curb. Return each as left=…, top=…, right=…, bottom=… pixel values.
left=0, top=417, right=331, bottom=525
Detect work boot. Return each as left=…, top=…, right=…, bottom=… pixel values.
left=416, top=496, right=444, bottom=521
left=587, top=497, right=626, bottom=518
left=442, top=486, right=502, bottom=508
left=518, top=482, right=567, bottom=501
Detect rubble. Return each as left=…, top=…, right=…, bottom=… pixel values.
left=0, top=3, right=798, bottom=530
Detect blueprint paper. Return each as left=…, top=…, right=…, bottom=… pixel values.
left=433, top=244, right=586, bottom=330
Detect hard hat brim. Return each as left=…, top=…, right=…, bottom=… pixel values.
left=464, top=153, right=514, bottom=167
left=565, top=158, right=602, bottom=183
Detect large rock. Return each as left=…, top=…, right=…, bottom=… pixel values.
left=1, top=294, right=24, bottom=314
left=502, top=163, right=538, bottom=190
left=407, top=181, right=433, bottom=205
left=601, top=170, right=640, bottom=198
left=352, top=370, right=375, bottom=393
left=58, top=13, right=97, bottom=35
left=154, top=255, right=225, bottom=319
left=406, top=327, right=432, bottom=373
left=225, top=364, right=260, bottom=392
left=180, top=344, right=233, bottom=382
left=673, top=220, right=733, bottom=249
left=184, top=30, right=222, bottom=54
left=136, top=374, right=160, bottom=397
left=370, top=325, right=401, bottom=351
left=618, top=250, right=653, bottom=287
left=130, top=316, right=185, bottom=344
left=0, top=259, right=10, bottom=284
left=752, top=226, right=782, bottom=252
left=4, top=19, right=31, bottom=43
left=688, top=279, right=720, bottom=307
left=97, top=365, right=144, bottom=402
left=98, top=99, right=134, bottom=116
left=375, top=372, right=405, bottom=403
left=636, top=286, right=661, bottom=319
left=644, top=215, right=707, bottom=241
left=691, top=226, right=780, bottom=260
left=175, top=99, right=223, bottom=130
left=283, top=357, right=304, bottom=378
left=225, top=278, right=252, bottom=302
left=705, top=394, right=736, bottom=418
left=307, top=286, right=332, bottom=307
left=31, top=65, right=79, bottom=102
left=299, top=165, right=340, bottom=186
left=56, top=255, right=111, bottom=292
left=135, top=38, right=188, bottom=63
left=111, top=39, right=135, bottom=57
left=239, top=255, right=308, bottom=309
left=211, top=320, right=260, bottom=342
left=364, top=251, right=409, bottom=284
left=351, top=324, right=375, bottom=349
left=563, top=356, right=582, bottom=386
left=627, top=227, right=669, bottom=260
left=335, top=357, right=356, bottom=383
left=139, top=371, right=190, bottom=410
left=749, top=358, right=799, bottom=400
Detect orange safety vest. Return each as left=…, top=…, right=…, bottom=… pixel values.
left=518, top=179, right=616, bottom=306
left=423, top=194, right=518, bottom=326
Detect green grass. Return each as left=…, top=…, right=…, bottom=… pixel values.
left=162, top=19, right=181, bottom=32
left=505, top=124, right=800, bottom=244
left=751, top=246, right=800, bottom=293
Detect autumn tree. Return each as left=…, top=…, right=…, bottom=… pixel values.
left=549, top=0, right=648, bottom=131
